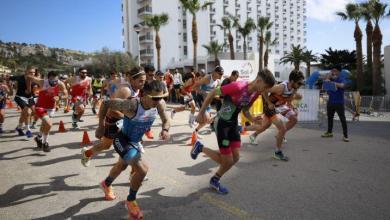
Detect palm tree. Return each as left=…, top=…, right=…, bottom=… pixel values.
left=336, top=3, right=364, bottom=92
left=179, top=0, right=213, bottom=70
left=202, top=41, right=224, bottom=66
left=142, top=13, right=169, bottom=70
left=280, top=44, right=304, bottom=71
left=217, top=16, right=235, bottom=60
left=232, top=17, right=256, bottom=60
left=370, top=0, right=388, bottom=95
left=263, top=31, right=277, bottom=68
left=320, top=47, right=357, bottom=70
left=302, top=50, right=318, bottom=78
left=361, top=1, right=374, bottom=83
left=257, top=16, right=273, bottom=70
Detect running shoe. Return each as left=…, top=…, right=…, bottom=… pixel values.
left=15, top=127, right=25, bottom=136
left=125, top=200, right=143, bottom=220
left=72, top=122, right=79, bottom=129
left=34, top=136, right=43, bottom=149
left=321, top=132, right=333, bottom=138
left=191, top=140, right=203, bottom=160
left=343, top=137, right=350, bottom=142
left=81, top=147, right=91, bottom=167
left=144, top=130, right=153, bottom=139
left=188, top=114, right=196, bottom=128
left=209, top=178, right=229, bottom=194
left=273, top=151, right=289, bottom=161
left=99, top=181, right=116, bottom=201
left=26, top=130, right=33, bottom=138
left=42, top=142, right=51, bottom=152
left=249, top=133, right=257, bottom=145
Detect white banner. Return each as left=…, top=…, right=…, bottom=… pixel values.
left=296, top=89, right=320, bottom=121
left=220, top=60, right=257, bottom=82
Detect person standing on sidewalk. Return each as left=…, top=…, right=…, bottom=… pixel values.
left=321, top=65, right=349, bottom=142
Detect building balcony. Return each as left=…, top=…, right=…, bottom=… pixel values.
left=137, top=0, right=150, bottom=3
left=139, top=35, right=153, bottom=44
left=223, top=0, right=229, bottom=6
left=138, top=6, right=152, bottom=17
left=140, top=49, right=154, bottom=57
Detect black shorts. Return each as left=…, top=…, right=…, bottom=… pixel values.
left=14, top=96, right=34, bottom=109
left=104, top=117, right=121, bottom=139
left=113, top=132, right=141, bottom=163
left=214, top=116, right=241, bottom=153
left=173, top=84, right=181, bottom=90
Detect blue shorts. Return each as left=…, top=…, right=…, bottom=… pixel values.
left=113, top=132, right=142, bottom=164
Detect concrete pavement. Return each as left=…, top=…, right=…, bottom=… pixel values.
left=0, top=106, right=390, bottom=220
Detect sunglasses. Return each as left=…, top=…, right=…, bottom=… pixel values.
left=151, top=97, right=163, bottom=101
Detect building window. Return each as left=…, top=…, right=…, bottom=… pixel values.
left=183, top=20, right=187, bottom=29
left=184, top=46, right=188, bottom=56
left=183, top=33, right=187, bottom=42
left=275, top=71, right=280, bottom=78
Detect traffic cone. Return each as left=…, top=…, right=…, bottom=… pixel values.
left=58, top=120, right=66, bottom=133
left=81, top=131, right=91, bottom=145
left=6, top=100, right=14, bottom=109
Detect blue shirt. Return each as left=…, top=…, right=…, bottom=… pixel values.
left=327, top=77, right=345, bottom=104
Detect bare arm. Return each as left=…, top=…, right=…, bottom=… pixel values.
left=26, top=76, right=44, bottom=94
left=157, top=100, right=170, bottom=131
left=99, top=98, right=137, bottom=125
left=58, top=81, right=68, bottom=98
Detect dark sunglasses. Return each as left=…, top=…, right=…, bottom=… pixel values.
left=151, top=97, right=163, bottom=101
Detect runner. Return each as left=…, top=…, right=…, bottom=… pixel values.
left=27, top=71, right=67, bottom=152
left=91, top=74, right=104, bottom=114
left=102, top=70, right=119, bottom=99
left=170, top=72, right=197, bottom=128
left=248, top=70, right=305, bottom=161
left=190, top=66, right=223, bottom=140
left=9, top=66, right=36, bottom=138
left=0, top=76, right=11, bottom=134
left=81, top=67, right=146, bottom=167
left=67, top=68, right=92, bottom=129
left=192, top=69, right=275, bottom=194
left=143, top=64, right=156, bottom=140
left=98, top=80, right=170, bottom=219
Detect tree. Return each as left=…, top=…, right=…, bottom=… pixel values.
left=232, top=17, right=256, bottom=60
left=257, top=16, right=273, bottom=70
left=320, top=47, right=357, bottom=70
left=142, top=13, right=169, bottom=71
left=336, top=3, right=364, bottom=92
left=217, top=16, right=235, bottom=60
left=179, top=0, right=213, bottom=70
left=361, top=1, right=375, bottom=84
left=263, top=31, right=277, bottom=68
left=370, top=0, right=388, bottom=95
left=202, top=40, right=224, bottom=66
left=302, top=50, right=318, bottom=78
left=280, top=44, right=304, bottom=71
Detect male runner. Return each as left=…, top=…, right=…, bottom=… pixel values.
left=67, top=68, right=92, bottom=129
left=81, top=67, right=146, bottom=167
left=91, top=74, right=104, bottom=114
left=10, top=66, right=36, bottom=137
left=98, top=80, right=170, bottom=219
left=27, top=71, right=67, bottom=152
left=192, top=69, right=276, bottom=194
left=248, top=70, right=305, bottom=161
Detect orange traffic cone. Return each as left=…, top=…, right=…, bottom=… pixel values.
left=6, top=100, right=14, bottom=109
left=81, top=131, right=92, bottom=145
left=58, top=120, right=66, bottom=132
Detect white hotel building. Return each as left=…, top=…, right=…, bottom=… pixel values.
left=122, top=0, right=307, bottom=80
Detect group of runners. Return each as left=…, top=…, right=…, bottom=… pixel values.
left=1, top=64, right=308, bottom=220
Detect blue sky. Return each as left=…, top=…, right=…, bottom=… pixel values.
left=0, top=0, right=389, bottom=55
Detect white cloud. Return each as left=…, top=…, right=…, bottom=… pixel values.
left=307, top=0, right=355, bottom=22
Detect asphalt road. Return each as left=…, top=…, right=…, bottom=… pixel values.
left=0, top=106, right=389, bottom=220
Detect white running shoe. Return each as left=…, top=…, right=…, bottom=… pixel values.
left=81, top=147, right=91, bottom=167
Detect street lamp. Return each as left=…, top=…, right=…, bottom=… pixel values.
left=133, top=24, right=142, bottom=66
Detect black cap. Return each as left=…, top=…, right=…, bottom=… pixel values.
left=214, top=66, right=224, bottom=73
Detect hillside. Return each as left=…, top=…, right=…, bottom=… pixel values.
left=0, top=40, right=93, bottom=73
